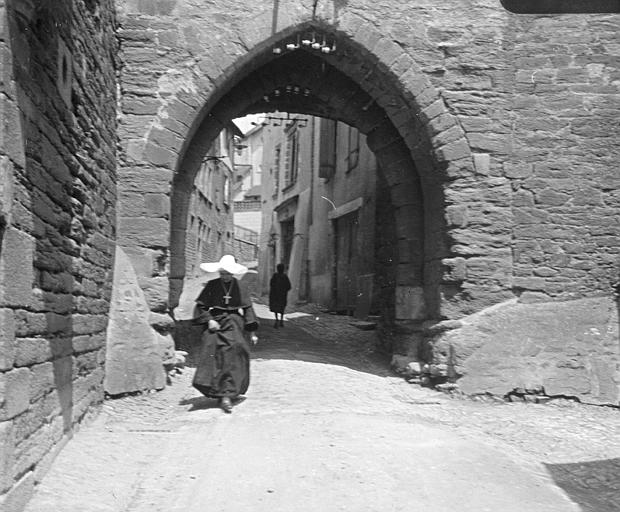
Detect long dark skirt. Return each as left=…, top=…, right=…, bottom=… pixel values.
left=192, top=313, right=251, bottom=398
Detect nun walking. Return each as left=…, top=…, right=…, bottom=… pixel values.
left=192, top=255, right=259, bottom=413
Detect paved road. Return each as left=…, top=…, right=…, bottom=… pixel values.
left=23, top=303, right=620, bottom=512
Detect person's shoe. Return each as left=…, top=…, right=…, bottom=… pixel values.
left=279, top=320, right=284, bottom=327
left=220, top=397, right=233, bottom=413
left=273, top=321, right=279, bottom=328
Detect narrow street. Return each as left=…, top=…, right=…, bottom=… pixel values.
left=23, top=303, right=620, bottom=512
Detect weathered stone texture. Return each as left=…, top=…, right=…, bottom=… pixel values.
left=104, top=246, right=166, bottom=395
left=506, top=15, right=620, bottom=300
left=0, top=5, right=614, bottom=509
left=0, top=0, right=118, bottom=507
left=431, top=296, right=620, bottom=405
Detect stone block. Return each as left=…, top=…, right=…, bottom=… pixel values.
left=473, top=153, right=490, bottom=175
left=11, top=422, right=55, bottom=484
left=148, top=127, right=183, bottom=153
left=431, top=124, right=463, bottom=147
left=72, top=334, right=105, bottom=354
left=435, top=138, right=470, bottom=162
left=138, top=276, right=170, bottom=312
left=390, top=354, right=423, bottom=377
left=395, top=286, right=426, bottom=320
left=104, top=247, right=166, bottom=395
left=14, top=338, right=51, bottom=367
left=469, top=131, right=511, bottom=153
left=535, top=188, right=570, bottom=206
left=72, top=315, right=108, bottom=336
left=0, top=470, right=34, bottom=512
left=118, top=167, right=174, bottom=194
left=518, top=292, right=550, bottom=304
left=29, top=362, right=55, bottom=402
left=122, top=96, right=161, bottom=115
left=543, top=370, right=591, bottom=397
left=149, top=311, right=175, bottom=332
left=0, top=308, right=15, bottom=370
left=0, top=227, right=34, bottom=308
left=143, top=142, right=177, bottom=168
left=118, top=217, right=170, bottom=248
left=0, top=420, right=15, bottom=493
left=0, top=368, right=31, bottom=420
left=466, top=257, right=512, bottom=285
left=0, top=156, right=14, bottom=222
left=0, top=95, right=26, bottom=169
left=445, top=205, right=468, bottom=227
left=441, top=258, right=467, bottom=282
left=144, top=193, right=170, bottom=218
left=122, top=245, right=158, bottom=279
left=118, top=191, right=146, bottom=217
left=513, top=276, right=547, bottom=292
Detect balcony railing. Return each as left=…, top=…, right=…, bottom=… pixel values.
left=234, top=225, right=259, bottom=245
left=234, top=200, right=261, bottom=211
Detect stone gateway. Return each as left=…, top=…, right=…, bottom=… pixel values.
left=0, top=1, right=618, bottom=509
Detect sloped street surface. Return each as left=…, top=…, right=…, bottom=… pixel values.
left=23, top=303, right=620, bottom=512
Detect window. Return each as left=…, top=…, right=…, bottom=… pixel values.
left=318, top=118, right=337, bottom=180
left=280, top=218, right=295, bottom=269
left=346, top=125, right=360, bottom=172
left=284, top=127, right=299, bottom=187
left=206, top=165, right=214, bottom=203
left=273, top=144, right=281, bottom=196
left=223, top=175, right=230, bottom=206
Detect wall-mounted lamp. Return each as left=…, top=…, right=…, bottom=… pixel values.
left=251, top=113, right=309, bottom=129
left=262, top=85, right=311, bottom=104
left=273, top=32, right=336, bottom=56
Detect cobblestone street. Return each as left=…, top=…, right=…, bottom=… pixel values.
left=23, top=303, right=620, bottom=512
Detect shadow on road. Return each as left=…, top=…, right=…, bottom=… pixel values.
left=250, top=307, right=392, bottom=377
left=545, top=458, right=620, bottom=512
left=174, top=307, right=392, bottom=379
left=179, top=396, right=221, bottom=411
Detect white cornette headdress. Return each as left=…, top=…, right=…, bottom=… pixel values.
left=199, top=254, right=248, bottom=276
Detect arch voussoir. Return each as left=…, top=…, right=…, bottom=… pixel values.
left=432, top=125, right=468, bottom=150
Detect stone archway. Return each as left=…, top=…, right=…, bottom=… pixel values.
left=167, top=43, right=436, bottom=322
left=116, top=2, right=515, bottom=331
left=136, top=23, right=502, bottom=326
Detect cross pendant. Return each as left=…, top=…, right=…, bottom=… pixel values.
left=223, top=294, right=232, bottom=305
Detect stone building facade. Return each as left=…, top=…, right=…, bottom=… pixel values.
left=108, top=0, right=618, bottom=406
left=258, top=114, right=379, bottom=314
left=0, top=1, right=618, bottom=508
left=182, top=126, right=236, bottom=282
left=232, top=119, right=263, bottom=265
left=0, top=1, right=118, bottom=509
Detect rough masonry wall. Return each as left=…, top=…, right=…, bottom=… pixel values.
left=114, top=0, right=616, bottom=319
left=417, top=9, right=620, bottom=402
left=114, top=0, right=619, bottom=400
left=0, top=1, right=117, bottom=509
left=507, top=15, right=619, bottom=301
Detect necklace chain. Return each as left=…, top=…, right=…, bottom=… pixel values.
left=221, top=279, right=234, bottom=304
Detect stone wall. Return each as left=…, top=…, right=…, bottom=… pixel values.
left=113, top=1, right=618, bottom=399
left=507, top=15, right=619, bottom=301
left=0, top=1, right=117, bottom=509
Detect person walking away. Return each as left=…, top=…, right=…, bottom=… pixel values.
left=192, top=255, right=259, bottom=413
left=269, top=263, right=291, bottom=328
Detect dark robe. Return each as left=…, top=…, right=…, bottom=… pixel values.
left=192, top=278, right=258, bottom=398
left=269, top=273, right=291, bottom=314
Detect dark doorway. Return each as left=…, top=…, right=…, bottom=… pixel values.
left=334, top=211, right=359, bottom=313
left=280, top=218, right=294, bottom=269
